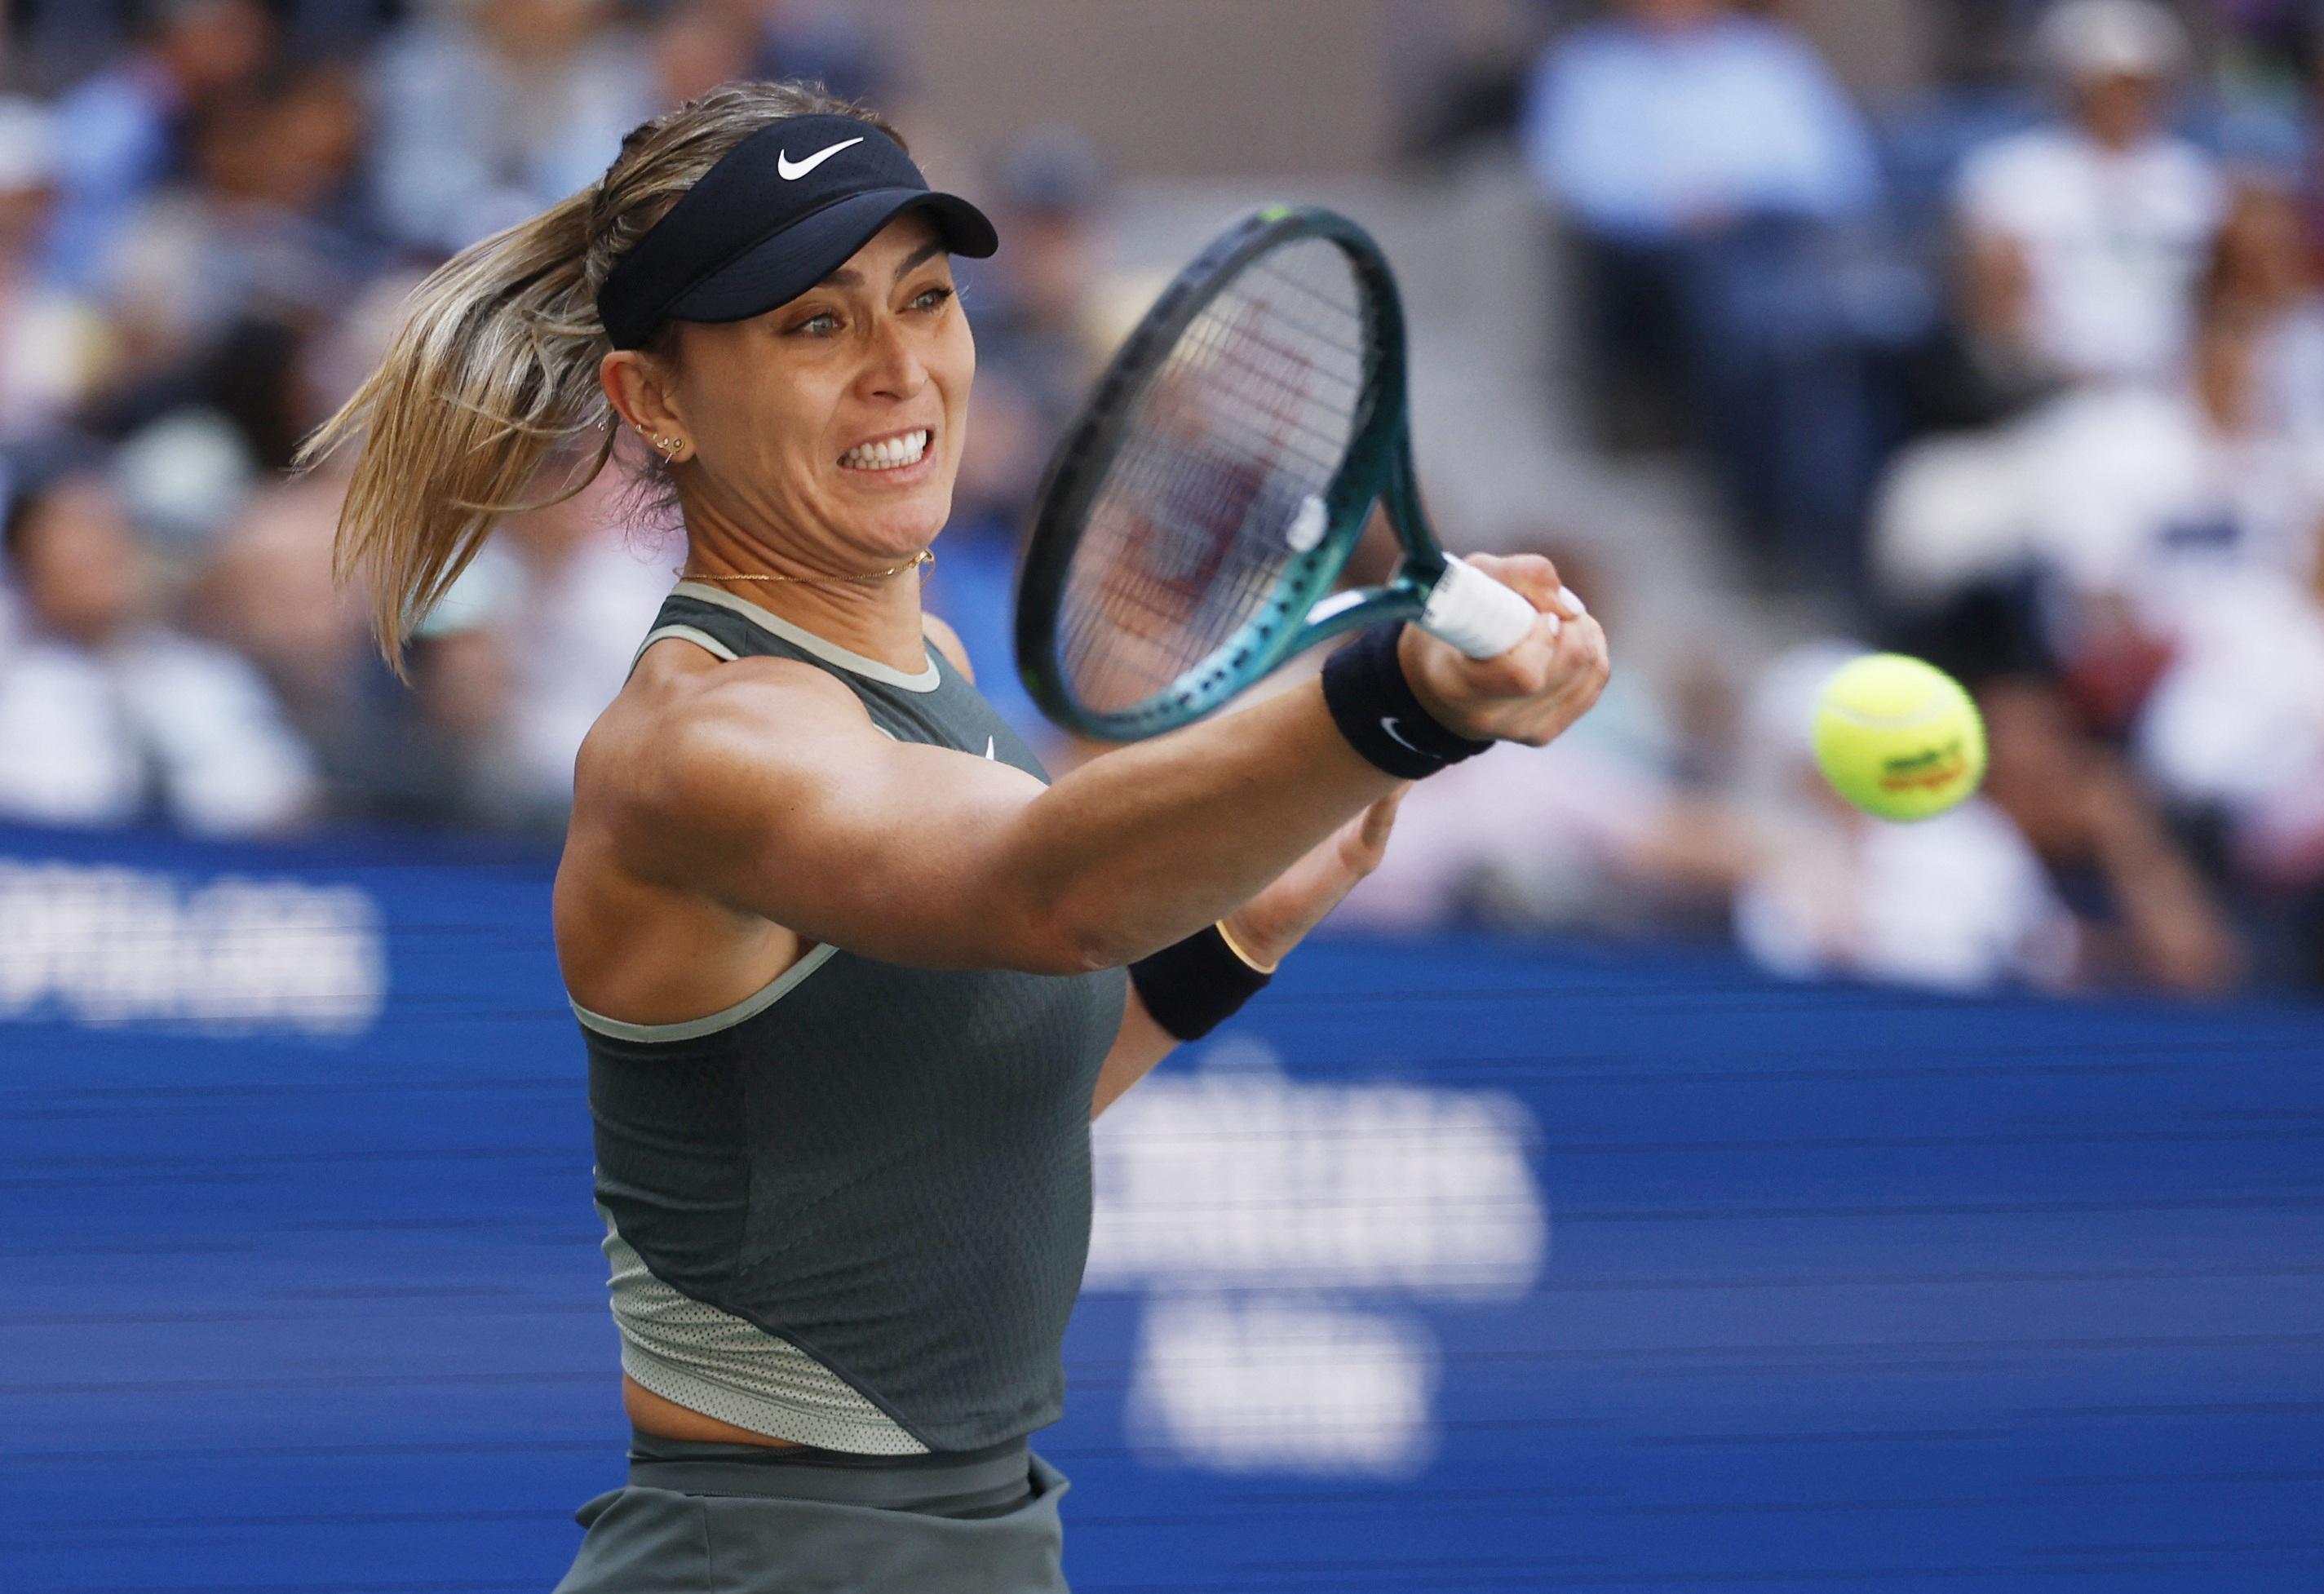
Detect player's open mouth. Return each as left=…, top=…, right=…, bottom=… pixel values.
left=838, top=429, right=932, bottom=472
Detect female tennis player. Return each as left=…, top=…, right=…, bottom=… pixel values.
left=309, top=82, right=1605, bottom=1593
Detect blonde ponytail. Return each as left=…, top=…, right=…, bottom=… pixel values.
left=301, top=190, right=609, bottom=670
left=301, top=81, right=900, bottom=671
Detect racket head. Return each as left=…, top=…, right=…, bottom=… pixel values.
left=1014, top=206, right=1438, bottom=741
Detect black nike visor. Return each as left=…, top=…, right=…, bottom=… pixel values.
left=595, top=113, right=998, bottom=351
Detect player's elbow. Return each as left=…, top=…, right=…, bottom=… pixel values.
left=1011, top=895, right=1135, bottom=976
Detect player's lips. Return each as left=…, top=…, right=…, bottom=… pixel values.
left=837, top=427, right=934, bottom=473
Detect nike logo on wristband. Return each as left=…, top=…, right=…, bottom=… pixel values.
left=1379, top=717, right=1438, bottom=759
left=777, top=138, right=864, bottom=179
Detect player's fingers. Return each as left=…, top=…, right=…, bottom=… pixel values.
left=1461, top=617, right=1556, bottom=700
left=1360, top=786, right=1408, bottom=848
left=1340, top=788, right=1404, bottom=873
left=1471, top=551, right=1588, bottom=631
left=1467, top=552, right=1563, bottom=619
left=1546, top=613, right=1611, bottom=698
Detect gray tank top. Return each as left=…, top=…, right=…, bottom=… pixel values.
left=576, top=581, right=1127, bottom=1454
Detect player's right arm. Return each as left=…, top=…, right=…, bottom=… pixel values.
left=603, top=554, right=1605, bottom=976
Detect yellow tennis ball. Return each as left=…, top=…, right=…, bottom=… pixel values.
left=1812, top=653, right=1986, bottom=821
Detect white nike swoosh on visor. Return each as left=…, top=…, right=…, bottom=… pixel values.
left=777, top=138, right=865, bottom=180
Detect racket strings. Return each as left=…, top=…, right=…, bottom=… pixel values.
left=1056, top=237, right=1374, bottom=716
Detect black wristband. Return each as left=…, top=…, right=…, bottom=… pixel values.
left=1320, top=625, right=1493, bottom=779
left=1128, top=923, right=1273, bottom=1042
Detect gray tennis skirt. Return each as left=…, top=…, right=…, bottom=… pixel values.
left=552, top=1428, right=1070, bottom=1594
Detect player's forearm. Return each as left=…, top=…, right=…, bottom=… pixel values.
left=1016, top=680, right=1399, bottom=969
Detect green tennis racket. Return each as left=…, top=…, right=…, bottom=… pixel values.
left=1013, top=205, right=1539, bottom=741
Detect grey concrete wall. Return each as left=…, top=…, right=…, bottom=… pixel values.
left=897, top=0, right=1399, bottom=177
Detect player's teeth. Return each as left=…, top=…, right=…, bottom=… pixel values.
left=841, top=431, right=928, bottom=470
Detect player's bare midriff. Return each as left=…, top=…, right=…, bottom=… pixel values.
left=624, top=1373, right=806, bottom=1448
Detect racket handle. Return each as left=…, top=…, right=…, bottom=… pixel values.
left=1419, top=556, right=1541, bottom=659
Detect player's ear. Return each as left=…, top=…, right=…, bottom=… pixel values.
left=600, top=348, right=687, bottom=449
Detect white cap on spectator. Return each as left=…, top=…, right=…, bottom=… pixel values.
left=113, top=410, right=257, bottom=556
left=0, top=97, right=56, bottom=195
left=2039, top=0, right=2190, bottom=82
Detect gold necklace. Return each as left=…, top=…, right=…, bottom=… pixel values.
left=677, top=549, right=935, bottom=587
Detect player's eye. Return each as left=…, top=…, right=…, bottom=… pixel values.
left=786, top=310, right=843, bottom=338
left=908, top=286, right=954, bottom=314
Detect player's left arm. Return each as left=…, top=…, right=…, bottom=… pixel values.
left=1091, top=788, right=1405, bottom=1118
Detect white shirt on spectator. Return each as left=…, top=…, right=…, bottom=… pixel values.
left=499, top=535, right=671, bottom=815
left=2137, top=567, right=2324, bottom=825
left=1985, top=387, right=2324, bottom=852
left=1956, top=125, right=2223, bottom=385
left=1737, top=800, right=2078, bottom=994
left=2025, top=384, right=2324, bottom=596
left=1336, top=724, right=1675, bottom=933
left=0, top=629, right=316, bottom=835
left=1733, top=643, right=2077, bottom=995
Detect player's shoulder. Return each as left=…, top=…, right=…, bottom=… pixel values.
left=578, top=640, right=871, bottom=821
left=921, top=609, right=975, bottom=684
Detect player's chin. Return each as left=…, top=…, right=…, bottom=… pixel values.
left=840, top=484, right=954, bottom=553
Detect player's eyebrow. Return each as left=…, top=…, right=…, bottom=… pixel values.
left=819, top=240, right=949, bottom=290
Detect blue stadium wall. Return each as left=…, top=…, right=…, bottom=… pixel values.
left=2, top=821, right=2320, bottom=1592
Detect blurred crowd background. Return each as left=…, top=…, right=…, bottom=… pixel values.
left=1, top=0, right=2320, bottom=998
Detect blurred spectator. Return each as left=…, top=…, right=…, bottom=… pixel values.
left=957, top=126, right=1113, bottom=499
left=41, top=0, right=275, bottom=289
left=2207, top=179, right=2324, bottom=439
left=1977, top=671, right=2244, bottom=994
left=1520, top=0, right=1888, bottom=585
left=1735, top=642, right=2081, bottom=994
left=1735, top=631, right=2241, bottom=996
left=92, top=63, right=381, bottom=468
left=370, top=0, right=653, bottom=253
left=1954, top=0, right=2223, bottom=389
left=725, top=0, right=891, bottom=105
left=188, top=266, right=407, bottom=720
left=2207, top=0, right=2321, bottom=176
left=191, top=465, right=373, bottom=783
left=0, top=98, right=109, bottom=439
left=927, top=127, right=1115, bottom=746
left=652, top=0, right=764, bottom=109
left=338, top=543, right=528, bottom=830
left=1344, top=552, right=1755, bottom=941
left=1878, top=244, right=2324, bottom=715
left=1875, top=235, right=2324, bottom=984
left=0, top=467, right=317, bottom=834
left=647, top=3, right=892, bottom=161
left=491, top=467, right=672, bottom=828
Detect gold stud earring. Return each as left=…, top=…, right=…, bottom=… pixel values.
left=654, top=435, right=684, bottom=462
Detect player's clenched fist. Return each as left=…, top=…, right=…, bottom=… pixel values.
left=1396, top=552, right=1609, bottom=749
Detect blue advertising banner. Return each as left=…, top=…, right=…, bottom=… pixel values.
left=2, top=821, right=2319, bottom=1592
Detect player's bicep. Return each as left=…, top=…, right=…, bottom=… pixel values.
left=618, top=675, right=1076, bottom=972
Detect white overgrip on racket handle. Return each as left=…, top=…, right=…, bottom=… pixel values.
left=1418, top=556, right=1543, bottom=659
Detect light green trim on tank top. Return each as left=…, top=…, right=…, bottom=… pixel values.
left=571, top=943, right=840, bottom=1043
left=670, top=580, right=941, bottom=692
